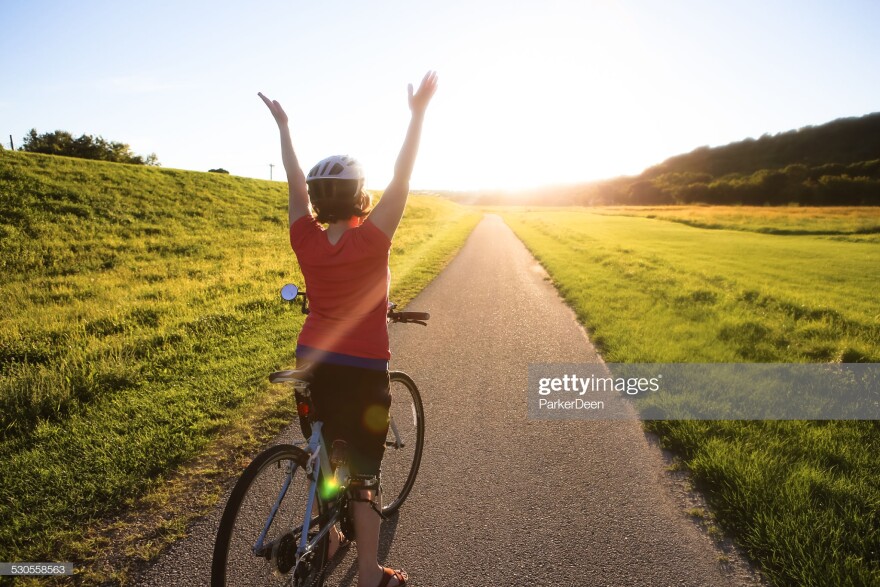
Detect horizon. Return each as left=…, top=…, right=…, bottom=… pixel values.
left=8, top=107, right=876, bottom=195
left=3, top=1, right=879, bottom=191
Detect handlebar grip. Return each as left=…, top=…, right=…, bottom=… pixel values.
left=391, top=311, right=431, bottom=322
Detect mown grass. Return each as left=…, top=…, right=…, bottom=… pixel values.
left=0, top=150, right=479, bottom=578
left=500, top=207, right=880, bottom=587
left=593, top=205, right=880, bottom=240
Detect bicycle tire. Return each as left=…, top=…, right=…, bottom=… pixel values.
left=212, top=444, right=329, bottom=587
left=381, top=371, right=425, bottom=515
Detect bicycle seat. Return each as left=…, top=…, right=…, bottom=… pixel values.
left=269, top=369, right=313, bottom=384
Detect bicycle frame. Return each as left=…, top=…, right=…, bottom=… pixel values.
left=251, top=420, right=338, bottom=564
left=387, top=416, right=405, bottom=450
left=250, top=413, right=411, bottom=562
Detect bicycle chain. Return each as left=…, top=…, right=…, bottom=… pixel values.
left=306, top=549, right=332, bottom=587
left=294, top=522, right=346, bottom=587
left=282, top=560, right=324, bottom=587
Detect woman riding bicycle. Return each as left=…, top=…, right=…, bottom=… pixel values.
left=259, top=70, right=437, bottom=587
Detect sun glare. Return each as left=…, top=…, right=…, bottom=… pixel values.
left=403, top=1, right=687, bottom=191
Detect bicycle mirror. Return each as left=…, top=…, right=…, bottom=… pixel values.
left=280, top=284, right=299, bottom=300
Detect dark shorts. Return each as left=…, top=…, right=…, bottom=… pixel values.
left=296, top=361, right=391, bottom=477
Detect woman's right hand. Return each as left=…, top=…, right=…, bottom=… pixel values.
left=258, top=92, right=289, bottom=127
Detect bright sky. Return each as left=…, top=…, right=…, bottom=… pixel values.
left=2, top=0, right=879, bottom=190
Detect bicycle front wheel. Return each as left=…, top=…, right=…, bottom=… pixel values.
left=212, top=444, right=328, bottom=587
left=381, top=371, right=425, bottom=515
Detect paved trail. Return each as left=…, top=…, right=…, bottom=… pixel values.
left=140, top=215, right=758, bottom=586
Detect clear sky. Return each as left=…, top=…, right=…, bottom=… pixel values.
left=2, top=0, right=879, bottom=190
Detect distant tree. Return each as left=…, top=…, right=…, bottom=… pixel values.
left=208, top=168, right=230, bottom=174
left=20, top=129, right=159, bottom=165
left=845, top=159, right=880, bottom=179
left=628, top=180, right=673, bottom=205
left=817, top=175, right=879, bottom=205
left=679, top=182, right=711, bottom=204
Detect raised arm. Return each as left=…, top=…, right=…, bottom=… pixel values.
left=258, top=92, right=310, bottom=226
left=368, top=71, right=438, bottom=239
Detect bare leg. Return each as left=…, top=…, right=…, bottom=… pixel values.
left=352, top=490, right=405, bottom=587
left=327, top=523, right=346, bottom=559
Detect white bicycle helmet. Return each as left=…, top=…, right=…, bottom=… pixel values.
left=306, top=155, right=364, bottom=182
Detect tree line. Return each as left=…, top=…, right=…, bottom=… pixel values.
left=598, top=160, right=880, bottom=206
left=645, top=112, right=880, bottom=178
left=14, top=129, right=159, bottom=166
left=447, top=111, right=880, bottom=206
left=615, top=112, right=880, bottom=206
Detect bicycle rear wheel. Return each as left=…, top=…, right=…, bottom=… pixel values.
left=381, top=371, right=425, bottom=515
left=212, top=444, right=328, bottom=587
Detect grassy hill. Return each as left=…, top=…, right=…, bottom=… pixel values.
left=0, top=150, right=480, bottom=579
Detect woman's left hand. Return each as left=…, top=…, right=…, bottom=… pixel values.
left=408, top=71, right=438, bottom=115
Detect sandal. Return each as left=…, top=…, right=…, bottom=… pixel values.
left=375, top=567, right=408, bottom=587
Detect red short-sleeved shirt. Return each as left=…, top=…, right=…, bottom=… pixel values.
left=289, top=214, right=391, bottom=364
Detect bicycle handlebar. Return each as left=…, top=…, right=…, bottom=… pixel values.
left=280, top=284, right=430, bottom=325
left=388, top=311, right=431, bottom=325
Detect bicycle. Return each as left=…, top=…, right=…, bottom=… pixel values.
left=211, top=284, right=428, bottom=586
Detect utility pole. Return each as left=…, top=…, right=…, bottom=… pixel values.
left=269, top=163, right=274, bottom=181
left=9, top=135, right=13, bottom=150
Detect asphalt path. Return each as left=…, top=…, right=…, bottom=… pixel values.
left=139, top=214, right=759, bottom=586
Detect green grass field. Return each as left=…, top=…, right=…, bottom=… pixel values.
left=0, top=150, right=480, bottom=580
left=501, top=207, right=879, bottom=587
left=3, top=151, right=878, bottom=586
left=592, top=205, right=880, bottom=240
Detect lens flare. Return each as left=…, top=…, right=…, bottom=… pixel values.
left=363, top=404, right=389, bottom=434
left=320, top=477, right=341, bottom=501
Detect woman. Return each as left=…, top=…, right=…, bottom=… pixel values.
left=258, top=70, right=437, bottom=587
